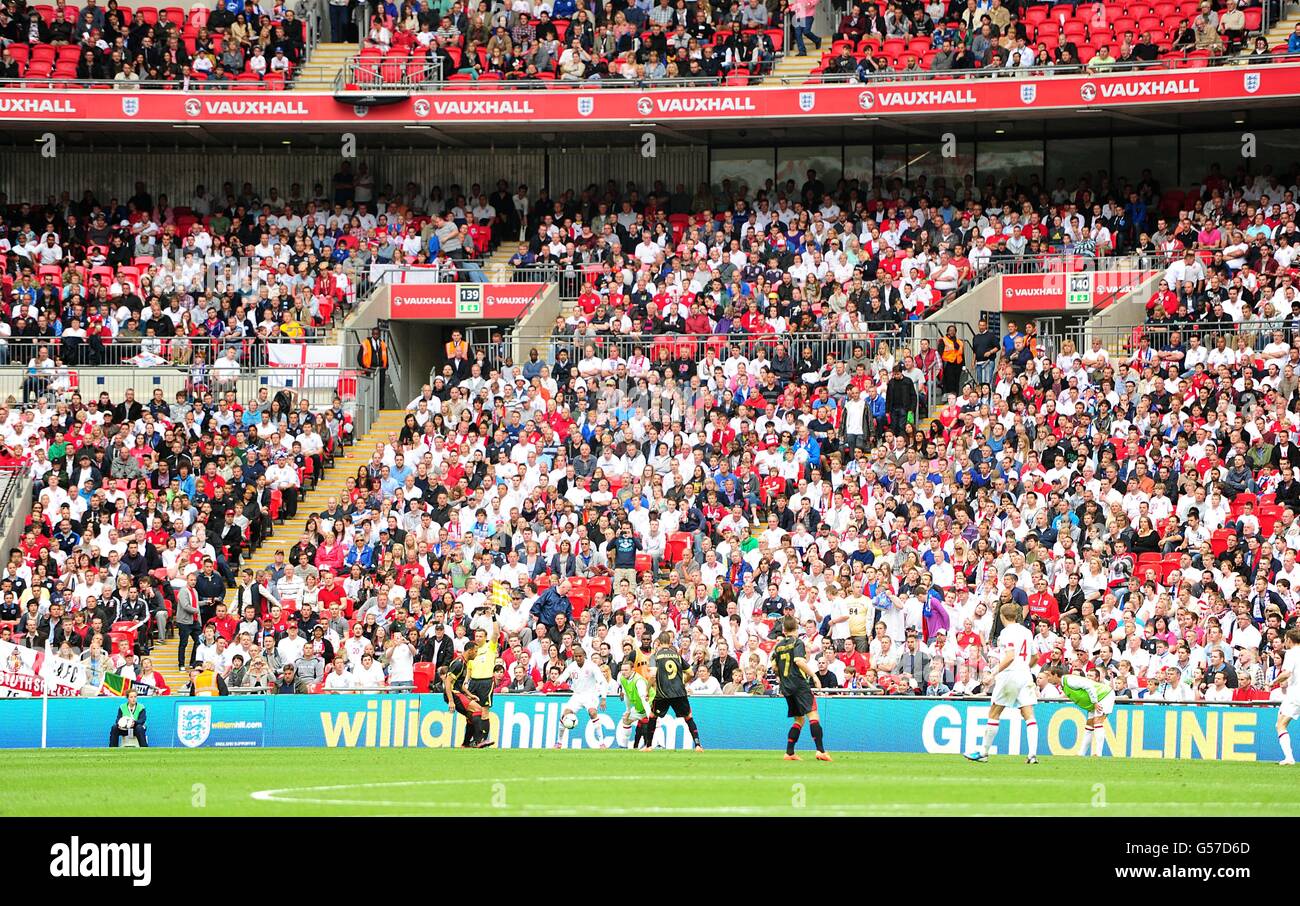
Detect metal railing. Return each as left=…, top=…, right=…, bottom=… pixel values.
left=0, top=469, right=29, bottom=521
left=508, top=265, right=585, bottom=299
left=336, top=53, right=442, bottom=91
left=1083, top=319, right=1300, bottom=362
left=538, top=325, right=902, bottom=356
left=0, top=334, right=337, bottom=369
left=1, top=33, right=1295, bottom=94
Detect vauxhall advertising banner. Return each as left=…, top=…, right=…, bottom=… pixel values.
left=388, top=283, right=546, bottom=320
left=0, top=695, right=1280, bottom=761
left=999, top=269, right=1156, bottom=312
left=0, top=65, right=1291, bottom=126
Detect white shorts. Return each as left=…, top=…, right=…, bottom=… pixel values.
left=991, top=671, right=1037, bottom=709
left=565, top=691, right=600, bottom=714
left=1096, top=693, right=1116, bottom=716
left=1281, top=698, right=1300, bottom=721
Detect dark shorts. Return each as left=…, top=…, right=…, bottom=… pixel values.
left=452, top=692, right=479, bottom=717
left=785, top=689, right=816, bottom=718
left=467, top=677, right=494, bottom=709
left=652, top=695, right=691, bottom=718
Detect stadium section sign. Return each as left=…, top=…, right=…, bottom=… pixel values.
left=389, top=283, right=546, bottom=320
left=0, top=695, right=1277, bottom=760
left=0, top=65, right=1293, bottom=125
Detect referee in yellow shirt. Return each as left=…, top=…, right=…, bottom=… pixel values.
left=464, top=605, right=500, bottom=748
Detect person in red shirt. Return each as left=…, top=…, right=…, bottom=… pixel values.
left=576, top=283, right=601, bottom=315
left=538, top=665, right=571, bottom=694
left=205, top=601, right=237, bottom=642
left=316, top=571, right=349, bottom=618
left=1026, top=576, right=1061, bottom=628
left=838, top=645, right=869, bottom=676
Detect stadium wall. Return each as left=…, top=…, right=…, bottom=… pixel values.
left=0, top=695, right=1279, bottom=760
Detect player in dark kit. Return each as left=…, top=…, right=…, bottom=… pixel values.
left=442, top=643, right=489, bottom=748
left=645, top=631, right=704, bottom=750
left=772, top=615, right=832, bottom=761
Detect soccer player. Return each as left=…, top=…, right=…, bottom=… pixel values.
left=616, top=657, right=655, bottom=749
left=1045, top=664, right=1114, bottom=756
left=966, top=603, right=1040, bottom=764
left=442, top=644, right=487, bottom=749
left=645, top=630, right=703, bottom=750
left=1270, top=628, right=1300, bottom=765
left=556, top=647, right=609, bottom=749
left=772, top=614, right=832, bottom=761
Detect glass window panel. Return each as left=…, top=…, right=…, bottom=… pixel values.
left=775, top=146, right=843, bottom=202
left=709, top=148, right=774, bottom=204
left=844, top=144, right=873, bottom=185
left=1045, top=137, right=1109, bottom=190
left=975, top=140, right=1044, bottom=188
left=874, top=143, right=908, bottom=188
left=1179, top=131, right=1243, bottom=187
left=908, top=141, right=974, bottom=201
left=1112, top=134, right=1176, bottom=196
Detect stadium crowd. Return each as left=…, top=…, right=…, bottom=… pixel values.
left=0, top=377, right=348, bottom=696
left=4, top=152, right=1300, bottom=706
left=0, top=0, right=1289, bottom=91
left=813, top=0, right=1283, bottom=81
left=0, top=0, right=309, bottom=87
left=0, top=163, right=536, bottom=369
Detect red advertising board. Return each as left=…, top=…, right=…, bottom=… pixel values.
left=0, top=64, right=1288, bottom=126
left=1000, top=270, right=1154, bottom=312
left=389, top=283, right=546, bottom=320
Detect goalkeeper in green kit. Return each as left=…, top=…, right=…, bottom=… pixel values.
left=1045, top=665, right=1114, bottom=757
left=616, top=657, right=656, bottom=749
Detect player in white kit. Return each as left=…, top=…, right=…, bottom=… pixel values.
left=556, top=647, right=609, bottom=749
left=1270, top=628, right=1300, bottom=765
left=966, top=603, right=1041, bottom=764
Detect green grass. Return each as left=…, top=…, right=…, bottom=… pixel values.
left=5, top=750, right=1300, bottom=817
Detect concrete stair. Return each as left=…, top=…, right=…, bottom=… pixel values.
left=770, top=47, right=822, bottom=84
left=292, top=42, right=357, bottom=90
left=1259, top=2, right=1300, bottom=48
left=484, top=244, right=520, bottom=283
left=150, top=408, right=409, bottom=690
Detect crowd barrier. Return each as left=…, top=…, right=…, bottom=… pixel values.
left=0, top=694, right=1279, bottom=760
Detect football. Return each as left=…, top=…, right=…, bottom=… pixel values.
left=560, top=713, right=578, bottom=730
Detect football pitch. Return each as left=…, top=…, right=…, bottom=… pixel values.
left=5, top=750, right=1300, bottom=817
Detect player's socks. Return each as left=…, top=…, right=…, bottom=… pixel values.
left=1091, top=726, right=1105, bottom=757
left=1281, top=731, right=1295, bottom=763
left=685, top=717, right=702, bottom=748
left=557, top=725, right=570, bottom=749
left=786, top=723, right=802, bottom=755
left=591, top=720, right=606, bottom=749
left=643, top=717, right=658, bottom=747
left=462, top=719, right=476, bottom=747
left=980, top=719, right=1000, bottom=756
left=474, top=716, right=491, bottom=747
left=1025, top=720, right=1038, bottom=759
left=1080, top=727, right=1093, bottom=757
left=809, top=718, right=825, bottom=754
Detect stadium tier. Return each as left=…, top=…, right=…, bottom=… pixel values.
left=4, top=0, right=1300, bottom=784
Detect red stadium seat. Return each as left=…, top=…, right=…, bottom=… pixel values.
left=412, top=662, right=435, bottom=693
